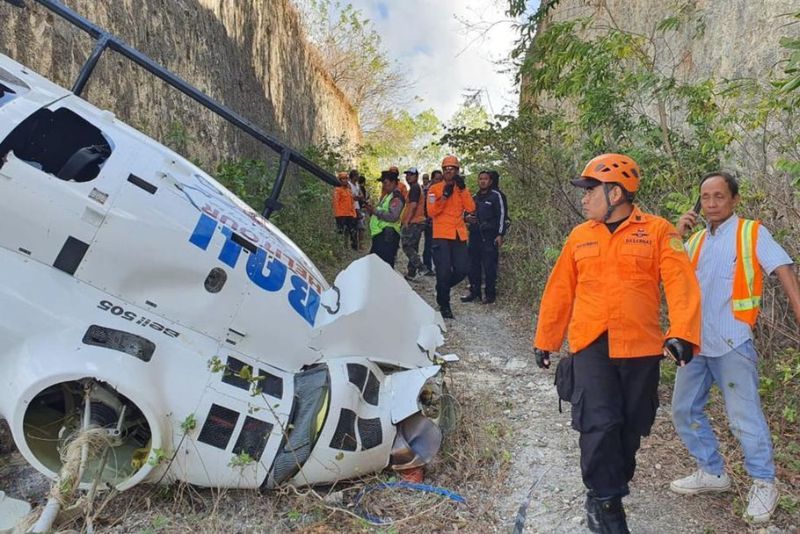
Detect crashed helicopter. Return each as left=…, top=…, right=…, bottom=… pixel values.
left=0, top=0, right=454, bottom=503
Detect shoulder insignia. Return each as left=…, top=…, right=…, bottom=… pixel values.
left=669, top=237, right=685, bottom=253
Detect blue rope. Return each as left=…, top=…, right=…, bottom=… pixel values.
left=352, top=481, right=466, bottom=525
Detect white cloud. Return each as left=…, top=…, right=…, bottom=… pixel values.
left=345, top=0, right=524, bottom=122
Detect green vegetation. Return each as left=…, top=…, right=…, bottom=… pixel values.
left=448, top=1, right=800, bottom=307
left=441, top=1, right=800, bottom=519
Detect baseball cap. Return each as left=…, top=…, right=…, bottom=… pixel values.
left=404, top=167, right=419, bottom=175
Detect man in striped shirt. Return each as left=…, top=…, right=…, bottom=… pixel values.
left=670, top=171, right=800, bottom=524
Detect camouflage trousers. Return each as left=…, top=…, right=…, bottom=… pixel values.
left=401, top=222, right=426, bottom=275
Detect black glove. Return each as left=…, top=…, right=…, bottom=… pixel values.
left=443, top=182, right=454, bottom=198
left=534, top=348, right=551, bottom=369
left=454, top=175, right=466, bottom=190
left=664, top=338, right=694, bottom=366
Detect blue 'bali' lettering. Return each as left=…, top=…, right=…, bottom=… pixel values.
left=287, top=275, right=320, bottom=327
left=189, top=213, right=216, bottom=251
left=247, top=248, right=287, bottom=292
left=218, top=226, right=244, bottom=268
left=189, top=213, right=318, bottom=326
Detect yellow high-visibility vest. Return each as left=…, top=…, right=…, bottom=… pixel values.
left=369, top=191, right=402, bottom=237
left=686, top=218, right=762, bottom=327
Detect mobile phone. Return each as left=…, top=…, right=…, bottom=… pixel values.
left=692, top=196, right=701, bottom=215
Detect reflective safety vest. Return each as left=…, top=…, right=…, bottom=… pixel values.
left=686, top=218, right=763, bottom=327
left=369, top=191, right=402, bottom=237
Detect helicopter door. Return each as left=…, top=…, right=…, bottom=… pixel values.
left=0, top=98, right=127, bottom=273
left=172, top=354, right=293, bottom=489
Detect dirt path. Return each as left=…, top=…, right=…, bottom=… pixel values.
left=407, top=270, right=791, bottom=533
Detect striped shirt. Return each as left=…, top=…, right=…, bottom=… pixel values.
left=691, top=214, right=792, bottom=357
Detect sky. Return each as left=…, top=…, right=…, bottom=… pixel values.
left=341, top=0, right=536, bottom=122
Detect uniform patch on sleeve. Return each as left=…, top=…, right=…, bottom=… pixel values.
left=669, top=237, right=685, bottom=252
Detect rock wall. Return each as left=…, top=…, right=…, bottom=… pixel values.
left=523, top=0, right=799, bottom=106
left=0, top=0, right=361, bottom=166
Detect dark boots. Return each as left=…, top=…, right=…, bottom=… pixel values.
left=585, top=495, right=630, bottom=534
left=460, top=292, right=481, bottom=303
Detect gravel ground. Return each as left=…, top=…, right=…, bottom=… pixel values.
left=414, top=276, right=695, bottom=532
left=406, top=267, right=796, bottom=533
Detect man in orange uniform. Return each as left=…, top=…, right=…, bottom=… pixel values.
left=532, top=154, right=702, bottom=533
left=332, top=171, right=357, bottom=250
left=427, top=155, right=475, bottom=319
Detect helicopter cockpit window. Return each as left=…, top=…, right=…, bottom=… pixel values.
left=0, top=82, right=18, bottom=107
left=0, top=69, right=29, bottom=108
left=0, top=107, right=113, bottom=182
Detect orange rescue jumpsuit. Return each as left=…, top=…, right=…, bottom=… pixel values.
left=534, top=206, right=701, bottom=357
left=426, top=180, right=476, bottom=309
left=533, top=205, right=701, bottom=499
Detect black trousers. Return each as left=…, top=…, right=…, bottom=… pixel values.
left=571, top=334, right=661, bottom=498
left=422, top=221, right=433, bottom=270
left=467, top=231, right=499, bottom=299
left=335, top=216, right=357, bottom=250
left=431, top=238, right=469, bottom=308
left=370, top=228, right=400, bottom=268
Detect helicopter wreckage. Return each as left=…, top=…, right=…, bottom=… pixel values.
left=0, top=0, right=457, bottom=522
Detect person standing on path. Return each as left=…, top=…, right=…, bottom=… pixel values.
left=462, top=170, right=506, bottom=304
left=669, top=171, right=800, bottom=524
left=532, top=153, right=702, bottom=534
left=348, top=169, right=365, bottom=249
left=421, top=169, right=441, bottom=276
left=427, top=155, right=475, bottom=319
left=388, top=165, right=407, bottom=200
left=400, top=167, right=428, bottom=280
left=332, top=171, right=357, bottom=250
left=365, top=170, right=405, bottom=268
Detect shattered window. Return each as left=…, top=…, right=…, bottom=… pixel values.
left=0, top=82, right=18, bottom=107
left=0, top=107, right=113, bottom=182
left=0, top=68, right=29, bottom=108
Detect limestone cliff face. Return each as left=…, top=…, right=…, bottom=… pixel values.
left=0, top=0, right=360, bottom=165
left=523, top=0, right=799, bottom=106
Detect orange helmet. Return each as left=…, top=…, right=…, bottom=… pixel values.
left=337, top=171, right=348, bottom=180
left=441, top=155, right=460, bottom=168
left=572, top=153, right=640, bottom=193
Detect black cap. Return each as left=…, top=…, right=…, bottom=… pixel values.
left=377, top=170, right=399, bottom=182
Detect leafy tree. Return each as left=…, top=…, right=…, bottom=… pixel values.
left=297, top=0, right=413, bottom=133
left=360, top=108, right=444, bottom=177
left=776, top=11, right=800, bottom=105
left=446, top=1, right=800, bottom=305
left=439, top=102, right=491, bottom=174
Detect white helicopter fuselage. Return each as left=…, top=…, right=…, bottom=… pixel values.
left=0, top=53, right=448, bottom=492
